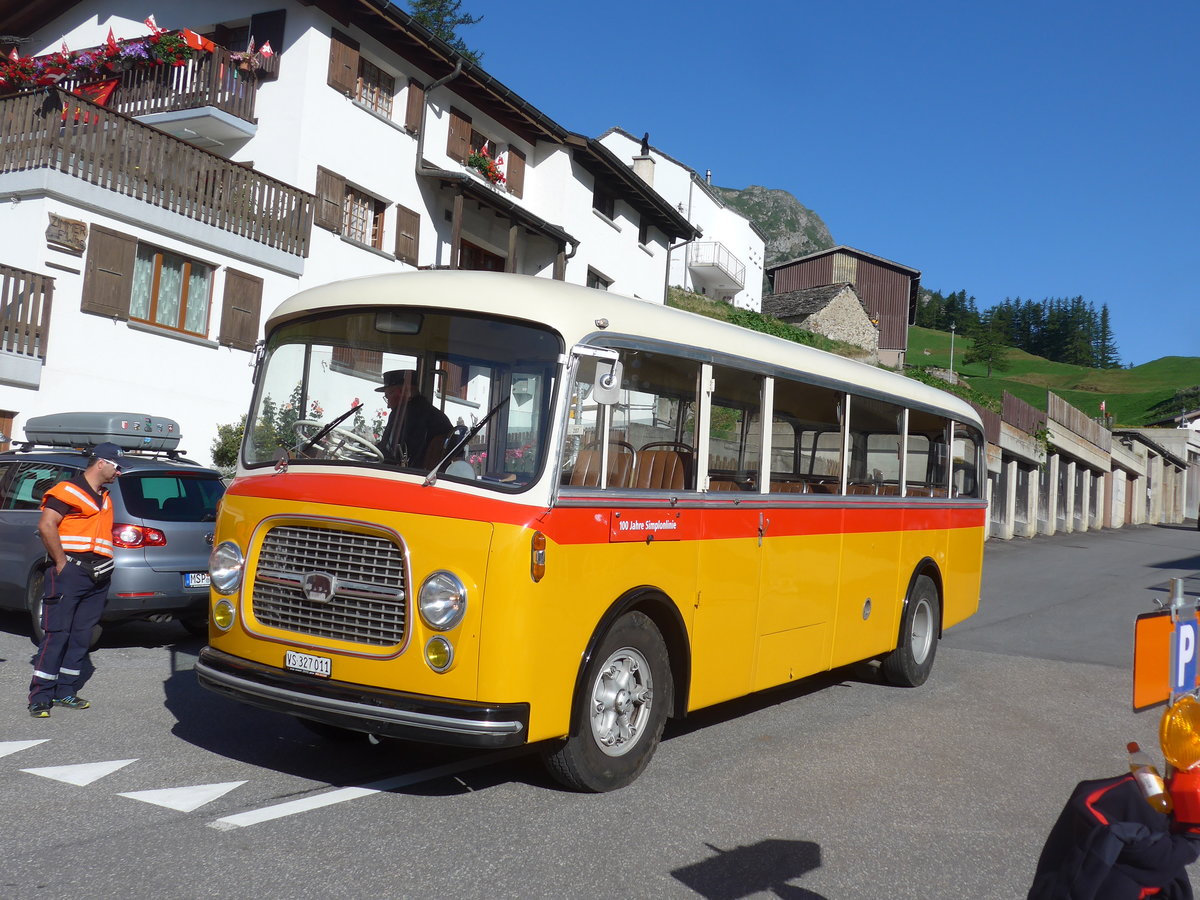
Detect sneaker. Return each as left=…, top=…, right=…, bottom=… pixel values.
left=52, top=695, right=90, bottom=710
left=28, top=702, right=52, bottom=718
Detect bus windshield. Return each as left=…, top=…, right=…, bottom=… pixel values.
left=243, top=307, right=563, bottom=489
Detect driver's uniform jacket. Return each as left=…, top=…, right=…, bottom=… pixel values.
left=43, top=479, right=114, bottom=558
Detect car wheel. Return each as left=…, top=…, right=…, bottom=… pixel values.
left=26, top=566, right=103, bottom=650
left=880, top=574, right=940, bottom=687
left=26, top=566, right=46, bottom=645
left=542, top=611, right=672, bottom=792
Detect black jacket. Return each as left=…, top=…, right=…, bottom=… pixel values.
left=1029, top=774, right=1200, bottom=899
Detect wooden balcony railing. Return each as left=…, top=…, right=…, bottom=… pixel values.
left=54, top=44, right=275, bottom=123
left=0, top=89, right=313, bottom=257
left=0, top=263, right=53, bottom=360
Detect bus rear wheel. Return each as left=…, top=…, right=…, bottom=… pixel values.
left=543, top=611, right=672, bottom=792
left=880, top=574, right=940, bottom=687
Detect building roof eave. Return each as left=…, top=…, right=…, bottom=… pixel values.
left=419, top=167, right=575, bottom=246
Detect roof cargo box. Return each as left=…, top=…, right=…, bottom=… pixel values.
left=24, top=412, right=182, bottom=451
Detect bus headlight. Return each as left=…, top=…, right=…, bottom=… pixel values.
left=210, top=541, right=245, bottom=595
left=418, top=571, right=466, bottom=631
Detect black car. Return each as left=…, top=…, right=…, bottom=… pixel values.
left=0, top=432, right=223, bottom=642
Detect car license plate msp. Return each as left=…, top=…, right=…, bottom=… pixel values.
left=285, top=650, right=332, bottom=678
left=184, top=572, right=211, bottom=588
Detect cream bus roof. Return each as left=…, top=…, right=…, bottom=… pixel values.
left=267, top=271, right=982, bottom=428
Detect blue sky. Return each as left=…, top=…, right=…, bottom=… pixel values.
left=438, top=0, right=1198, bottom=367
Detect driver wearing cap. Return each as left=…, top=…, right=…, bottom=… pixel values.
left=28, top=441, right=122, bottom=718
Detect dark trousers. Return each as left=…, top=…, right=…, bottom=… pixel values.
left=28, top=562, right=108, bottom=705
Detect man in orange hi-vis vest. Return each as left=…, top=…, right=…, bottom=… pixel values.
left=28, top=442, right=122, bottom=717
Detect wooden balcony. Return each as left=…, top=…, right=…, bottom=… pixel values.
left=0, top=88, right=313, bottom=257
left=56, top=44, right=276, bottom=132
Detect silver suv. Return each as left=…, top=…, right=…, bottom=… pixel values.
left=0, top=442, right=224, bottom=642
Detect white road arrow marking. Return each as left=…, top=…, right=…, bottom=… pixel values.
left=0, top=739, right=49, bottom=758
left=209, top=747, right=528, bottom=830
left=21, top=759, right=137, bottom=786
left=119, top=781, right=248, bottom=812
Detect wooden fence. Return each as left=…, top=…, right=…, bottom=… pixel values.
left=0, top=263, right=53, bottom=359
left=0, top=88, right=312, bottom=256
left=1048, top=392, right=1112, bottom=452
left=1002, top=391, right=1046, bottom=436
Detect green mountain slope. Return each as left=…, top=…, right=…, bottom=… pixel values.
left=907, top=326, right=1200, bottom=426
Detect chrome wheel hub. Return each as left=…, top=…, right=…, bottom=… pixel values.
left=590, top=647, right=654, bottom=757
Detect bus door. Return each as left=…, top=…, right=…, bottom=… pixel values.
left=754, top=376, right=844, bottom=691
left=829, top=395, right=909, bottom=670
left=690, top=363, right=767, bottom=708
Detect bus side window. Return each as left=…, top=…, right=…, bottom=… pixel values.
left=846, top=394, right=904, bottom=495
left=908, top=409, right=951, bottom=497
left=770, top=376, right=842, bottom=493
left=706, top=364, right=762, bottom=492
left=952, top=423, right=983, bottom=498
left=563, top=348, right=699, bottom=490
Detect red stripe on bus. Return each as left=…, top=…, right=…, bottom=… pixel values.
left=226, top=474, right=986, bottom=544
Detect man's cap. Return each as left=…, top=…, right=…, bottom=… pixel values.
left=376, top=369, right=418, bottom=392
left=90, top=442, right=123, bottom=463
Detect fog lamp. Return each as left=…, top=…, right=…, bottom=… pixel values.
left=212, top=599, right=235, bottom=631
left=425, top=636, right=453, bottom=672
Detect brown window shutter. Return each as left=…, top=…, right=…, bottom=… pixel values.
left=327, top=29, right=360, bottom=95
left=218, top=269, right=264, bottom=352
left=447, top=108, right=471, bottom=163
left=404, top=79, right=425, bottom=132
left=394, top=204, right=421, bottom=266
left=314, top=166, right=346, bottom=233
left=81, top=225, right=135, bottom=320
left=505, top=147, right=526, bottom=198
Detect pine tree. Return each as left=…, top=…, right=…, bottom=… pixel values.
left=962, top=311, right=1012, bottom=377
left=1095, top=303, right=1121, bottom=368
left=409, top=0, right=484, bottom=63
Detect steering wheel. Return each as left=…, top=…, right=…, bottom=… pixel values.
left=292, top=419, right=384, bottom=462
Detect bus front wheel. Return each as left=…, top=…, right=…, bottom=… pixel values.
left=880, top=574, right=940, bottom=687
left=543, top=611, right=672, bottom=792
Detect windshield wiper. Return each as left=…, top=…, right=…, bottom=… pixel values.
left=423, top=396, right=510, bottom=486
left=297, top=402, right=362, bottom=456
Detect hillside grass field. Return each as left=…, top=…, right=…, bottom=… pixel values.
left=664, top=288, right=1197, bottom=427
left=906, top=326, right=1199, bottom=426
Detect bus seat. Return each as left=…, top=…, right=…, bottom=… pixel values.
left=632, top=450, right=686, bottom=491
left=707, top=478, right=740, bottom=491
left=806, top=480, right=839, bottom=494
left=769, top=480, right=807, bottom=493
left=878, top=483, right=900, bottom=496
left=568, top=446, right=634, bottom=488
left=847, top=483, right=876, bottom=495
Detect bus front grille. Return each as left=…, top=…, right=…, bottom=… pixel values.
left=251, top=523, right=407, bottom=646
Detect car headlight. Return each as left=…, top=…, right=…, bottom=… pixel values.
left=209, top=541, right=244, bottom=595
left=418, top=571, right=467, bottom=631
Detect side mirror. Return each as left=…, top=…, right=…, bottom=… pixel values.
left=590, top=360, right=623, bottom=405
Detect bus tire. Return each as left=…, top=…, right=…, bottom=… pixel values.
left=543, top=611, right=672, bottom=792
left=880, top=574, right=940, bottom=688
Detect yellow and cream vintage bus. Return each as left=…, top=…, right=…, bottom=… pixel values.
left=196, top=270, right=986, bottom=791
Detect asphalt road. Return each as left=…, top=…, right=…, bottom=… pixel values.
left=1, top=522, right=1198, bottom=899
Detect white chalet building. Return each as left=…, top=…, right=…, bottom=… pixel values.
left=0, top=0, right=696, bottom=462
left=599, top=127, right=765, bottom=311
